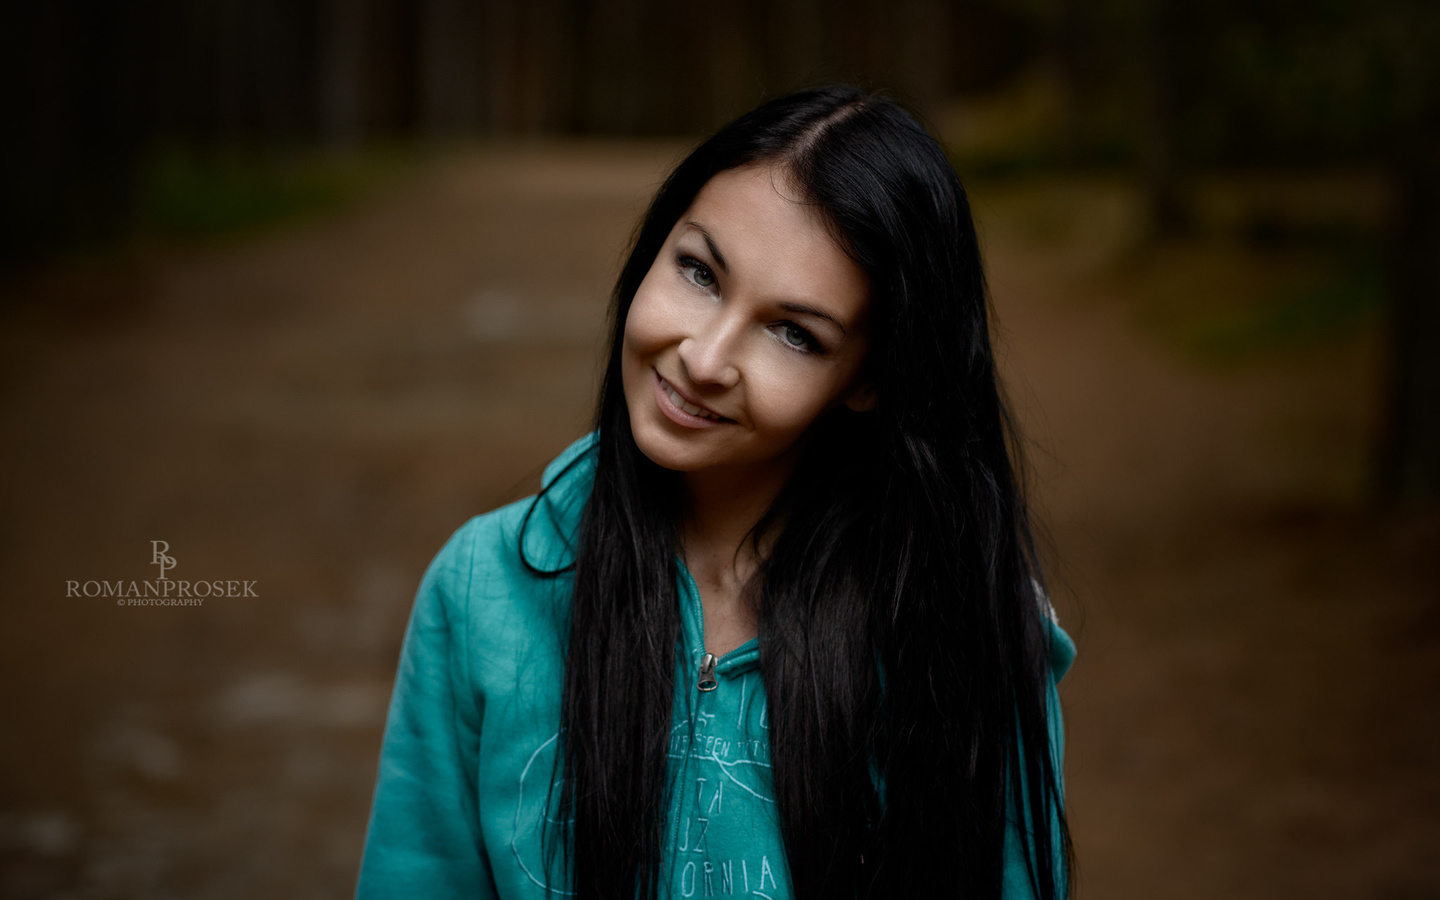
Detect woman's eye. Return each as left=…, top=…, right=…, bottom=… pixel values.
left=775, top=323, right=819, bottom=353
left=680, top=257, right=716, bottom=289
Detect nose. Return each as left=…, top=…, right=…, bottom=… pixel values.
left=677, top=309, right=742, bottom=389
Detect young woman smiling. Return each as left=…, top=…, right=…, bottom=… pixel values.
left=357, top=85, right=1074, bottom=900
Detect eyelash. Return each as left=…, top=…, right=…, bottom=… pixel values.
left=678, top=255, right=717, bottom=291
left=771, top=321, right=823, bottom=354
left=675, top=253, right=826, bottom=355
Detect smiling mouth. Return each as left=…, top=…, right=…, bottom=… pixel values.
left=655, top=371, right=731, bottom=422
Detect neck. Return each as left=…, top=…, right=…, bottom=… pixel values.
left=678, top=456, right=794, bottom=596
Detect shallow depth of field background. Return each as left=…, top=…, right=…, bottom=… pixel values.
left=1, top=2, right=1437, bottom=898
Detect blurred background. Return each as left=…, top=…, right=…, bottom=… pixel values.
left=1, top=0, right=1437, bottom=897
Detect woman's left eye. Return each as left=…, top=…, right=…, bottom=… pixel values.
left=772, top=322, right=820, bottom=353
left=679, top=257, right=716, bottom=289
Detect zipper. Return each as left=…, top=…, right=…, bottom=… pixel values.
left=670, top=561, right=764, bottom=891
left=679, top=561, right=757, bottom=691
left=697, top=652, right=718, bottom=692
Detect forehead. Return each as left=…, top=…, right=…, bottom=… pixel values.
left=680, top=165, right=869, bottom=315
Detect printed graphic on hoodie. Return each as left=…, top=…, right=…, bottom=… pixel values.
left=511, top=667, right=789, bottom=898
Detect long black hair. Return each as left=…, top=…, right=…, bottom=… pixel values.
left=523, top=84, right=1072, bottom=899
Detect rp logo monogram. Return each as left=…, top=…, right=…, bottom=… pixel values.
left=67, top=542, right=255, bottom=605
left=151, top=541, right=177, bottom=580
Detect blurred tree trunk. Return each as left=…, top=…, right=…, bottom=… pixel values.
left=578, top=0, right=645, bottom=132
left=317, top=0, right=368, bottom=145
left=526, top=0, right=581, bottom=133
left=512, top=0, right=567, bottom=131
left=892, top=0, right=949, bottom=111
left=0, top=0, right=144, bottom=258
left=1376, top=1, right=1440, bottom=509
left=210, top=0, right=255, bottom=146
left=477, top=0, right=520, bottom=134
left=1379, top=126, right=1440, bottom=507
left=416, top=0, right=482, bottom=136
left=1052, top=0, right=1090, bottom=162
left=1142, top=0, right=1186, bottom=237
left=373, top=0, right=423, bottom=136
left=704, top=0, right=764, bottom=128
left=766, top=0, right=825, bottom=92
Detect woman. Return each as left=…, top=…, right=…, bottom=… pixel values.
left=357, top=84, right=1074, bottom=899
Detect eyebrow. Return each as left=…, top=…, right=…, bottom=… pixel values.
left=684, top=221, right=728, bottom=273
left=778, top=302, right=847, bottom=335
left=682, top=220, right=849, bottom=336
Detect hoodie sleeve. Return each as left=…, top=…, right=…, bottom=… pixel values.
left=356, top=519, right=495, bottom=900
left=1000, top=618, right=1076, bottom=899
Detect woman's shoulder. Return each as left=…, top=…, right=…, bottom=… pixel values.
left=1046, top=616, right=1076, bottom=682
left=421, top=432, right=598, bottom=600
left=1034, top=582, right=1076, bottom=682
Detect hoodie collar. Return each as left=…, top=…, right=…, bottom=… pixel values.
left=528, top=432, right=761, bottom=676
left=676, top=558, right=761, bottom=676
left=519, top=433, right=599, bottom=572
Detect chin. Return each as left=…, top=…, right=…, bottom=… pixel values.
left=629, top=421, right=706, bottom=473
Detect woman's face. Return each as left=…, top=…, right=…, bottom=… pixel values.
left=621, top=164, right=873, bottom=483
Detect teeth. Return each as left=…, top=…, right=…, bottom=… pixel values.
left=663, top=380, right=717, bottom=420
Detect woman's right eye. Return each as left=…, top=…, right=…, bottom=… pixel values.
left=679, top=256, right=716, bottom=290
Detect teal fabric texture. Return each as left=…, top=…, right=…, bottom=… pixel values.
left=356, top=433, right=1074, bottom=899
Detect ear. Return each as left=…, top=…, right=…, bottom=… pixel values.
left=843, top=381, right=878, bottom=413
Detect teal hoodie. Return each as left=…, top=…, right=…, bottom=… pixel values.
left=356, top=434, right=1075, bottom=899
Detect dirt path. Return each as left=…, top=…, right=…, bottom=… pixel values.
left=1, top=146, right=1435, bottom=899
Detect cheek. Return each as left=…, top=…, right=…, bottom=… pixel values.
left=745, top=359, right=849, bottom=438
left=622, top=280, right=674, bottom=360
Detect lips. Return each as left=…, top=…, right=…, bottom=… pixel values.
left=655, top=370, right=730, bottom=423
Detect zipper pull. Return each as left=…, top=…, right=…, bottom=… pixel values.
left=697, top=653, right=718, bottom=692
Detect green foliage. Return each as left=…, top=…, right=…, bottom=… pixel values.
left=138, top=147, right=402, bottom=239
left=1177, top=259, right=1382, bottom=360
left=1196, top=1, right=1440, bottom=163
left=1121, top=170, right=1389, bottom=364
left=987, top=0, right=1440, bottom=168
